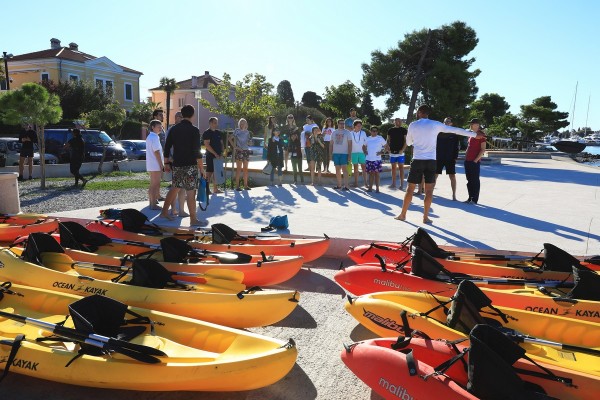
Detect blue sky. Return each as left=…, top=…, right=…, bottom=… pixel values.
left=4, top=0, right=600, bottom=130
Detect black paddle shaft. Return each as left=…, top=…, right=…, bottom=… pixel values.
left=0, top=310, right=166, bottom=363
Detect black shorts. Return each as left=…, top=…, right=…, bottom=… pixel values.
left=20, top=148, right=34, bottom=158
left=436, top=159, right=456, bottom=175
left=408, top=159, right=437, bottom=184
left=205, top=154, right=216, bottom=173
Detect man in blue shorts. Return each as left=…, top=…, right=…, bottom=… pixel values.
left=329, top=119, right=352, bottom=190
left=395, top=105, right=484, bottom=224
left=386, top=118, right=407, bottom=190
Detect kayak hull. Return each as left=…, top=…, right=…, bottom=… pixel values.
left=0, top=283, right=297, bottom=391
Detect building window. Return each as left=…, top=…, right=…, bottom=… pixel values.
left=41, top=73, right=50, bottom=83
left=95, top=78, right=114, bottom=97
left=124, top=83, right=133, bottom=101
left=178, top=97, right=185, bottom=108
left=69, top=74, right=79, bottom=82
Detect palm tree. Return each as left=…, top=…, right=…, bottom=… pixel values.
left=159, top=77, right=179, bottom=128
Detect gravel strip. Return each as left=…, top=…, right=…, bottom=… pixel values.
left=18, top=173, right=156, bottom=214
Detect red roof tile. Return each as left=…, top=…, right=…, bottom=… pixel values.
left=150, top=74, right=223, bottom=91
left=11, top=47, right=142, bottom=75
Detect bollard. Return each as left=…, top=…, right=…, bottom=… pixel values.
left=0, top=172, right=21, bottom=214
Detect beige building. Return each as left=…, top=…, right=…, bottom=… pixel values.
left=149, top=71, right=235, bottom=132
left=4, top=38, right=142, bottom=112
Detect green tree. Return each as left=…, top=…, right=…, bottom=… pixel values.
left=321, top=80, right=361, bottom=117
left=301, top=91, right=322, bottom=109
left=0, top=83, right=62, bottom=189
left=517, top=96, right=569, bottom=142
left=40, top=80, right=112, bottom=121
left=362, top=21, right=480, bottom=123
left=276, top=80, right=295, bottom=107
left=199, top=73, right=278, bottom=133
left=129, top=100, right=161, bottom=123
left=487, top=113, right=520, bottom=138
left=359, top=92, right=382, bottom=126
left=159, top=77, right=179, bottom=128
left=468, top=93, right=510, bottom=127
left=80, top=100, right=126, bottom=173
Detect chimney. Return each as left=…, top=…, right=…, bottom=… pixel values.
left=204, top=71, right=210, bottom=76
left=191, top=75, right=198, bottom=88
left=69, top=42, right=79, bottom=51
left=50, top=38, right=61, bottom=49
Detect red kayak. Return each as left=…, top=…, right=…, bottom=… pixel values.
left=342, top=324, right=596, bottom=400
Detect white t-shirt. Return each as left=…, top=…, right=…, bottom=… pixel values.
left=146, top=131, right=163, bottom=172
left=406, top=118, right=476, bottom=160
left=365, top=135, right=387, bottom=161
left=322, top=127, right=334, bottom=142
left=302, top=123, right=318, bottom=149
left=350, top=130, right=367, bottom=153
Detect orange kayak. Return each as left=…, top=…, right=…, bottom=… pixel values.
left=0, top=214, right=59, bottom=242
left=347, top=228, right=600, bottom=271
left=86, top=220, right=330, bottom=262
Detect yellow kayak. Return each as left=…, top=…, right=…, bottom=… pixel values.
left=0, top=283, right=297, bottom=391
left=0, top=245, right=299, bottom=328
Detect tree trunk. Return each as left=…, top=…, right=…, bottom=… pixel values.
left=406, top=29, right=433, bottom=125
left=38, top=126, right=46, bottom=190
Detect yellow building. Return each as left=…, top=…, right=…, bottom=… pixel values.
left=4, top=38, right=142, bottom=112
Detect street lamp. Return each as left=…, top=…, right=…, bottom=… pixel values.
left=3, top=52, right=13, bottom=90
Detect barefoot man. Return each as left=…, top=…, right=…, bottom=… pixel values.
left=395, top=105, right=484, bottom=224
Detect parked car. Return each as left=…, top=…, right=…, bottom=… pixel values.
left=0, top=137, right=58, bottom=166
left=118, top=140, right=147, bottom=160
left=43, top=129, right=127, bottom=163
left=248, top=137, right=265, bottom=156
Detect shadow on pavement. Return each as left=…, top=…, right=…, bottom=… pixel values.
left=270, top=304, right=317, bottom=329
left=349, top=323, right=379, bottom=342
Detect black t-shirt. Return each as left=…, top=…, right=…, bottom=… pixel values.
left=164, top=120, right=201, bottom=167
left=19, top=129, right=37, bottom=150
left=68, top=136, right=85, bottom=160
left=202, top=129, right=223, bottom=157
left=436, top=132, right=459, bottom=161
left=387, top=127, right=407, bottom=153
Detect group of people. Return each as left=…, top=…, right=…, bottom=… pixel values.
left=144, top=102, right=487, bottom=226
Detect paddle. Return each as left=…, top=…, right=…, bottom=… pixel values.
left=504, top=329, right=600, bottom=357
left=108, top=238, right=254, bottom=264
left=0, top=309, right=166, bottom=363
left=41, top=252, right=246, bottom=292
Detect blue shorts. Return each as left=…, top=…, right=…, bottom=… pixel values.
left=351, top=152, right=366, bottom=165
left=304, top=148, right=312, bottom=163
left=390, top=155, right=405, bottom=164
left=332, top=153, right=349, bottom=166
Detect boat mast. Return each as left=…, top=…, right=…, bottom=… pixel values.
left=570, top=81, right=578, bottom=136
left=584, top=94, right=590, bottom=136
